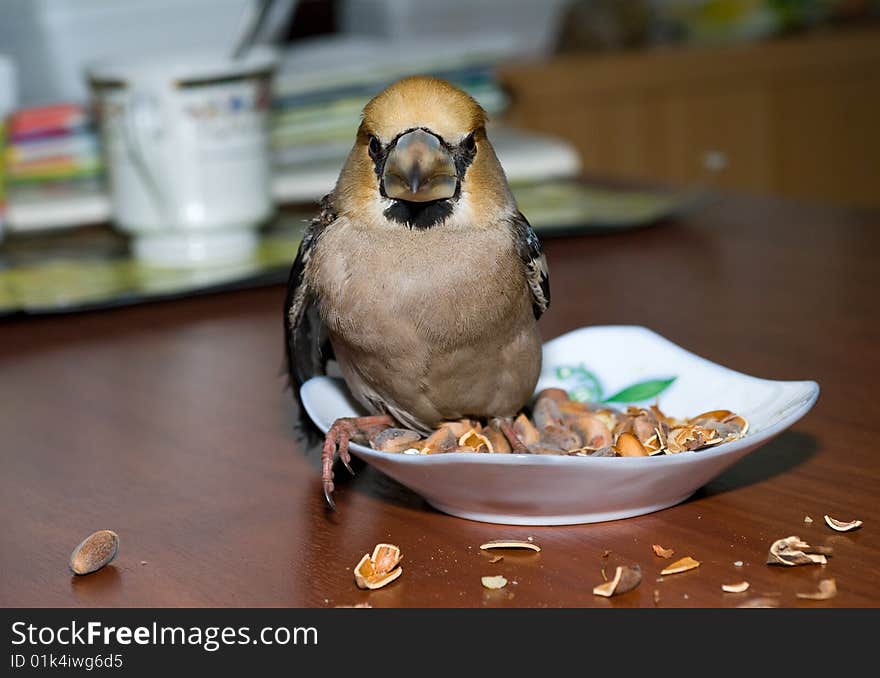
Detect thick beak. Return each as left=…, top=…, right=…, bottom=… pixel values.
left=382, top=129, right=457, bottom=202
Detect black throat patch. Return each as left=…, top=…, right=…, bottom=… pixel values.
left=384, top=199, right=455, bottom=230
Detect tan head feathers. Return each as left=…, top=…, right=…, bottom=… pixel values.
left=361, top=76, right=487, bottom=143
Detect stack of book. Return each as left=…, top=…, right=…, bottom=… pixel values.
left=270, top=35, right=515, bottom=170
left=3, top=103, right=102, bottom=185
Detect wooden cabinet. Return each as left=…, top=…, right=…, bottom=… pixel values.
left=497, top=25, right=880, bottom=209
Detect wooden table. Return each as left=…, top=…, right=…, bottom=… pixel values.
left=1, top=189, right=877, bottom=608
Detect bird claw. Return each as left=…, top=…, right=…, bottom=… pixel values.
left=320, top=415, right=395, bottom=508
left=323, top=485, right=337, bottom=512
left=342, top=458, right=355, bottom=476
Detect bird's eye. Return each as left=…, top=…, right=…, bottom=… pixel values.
left=463, top=132, right=477, bottom=153
left=368, top=135, right=382, bottom=157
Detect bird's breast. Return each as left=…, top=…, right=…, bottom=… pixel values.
left=308, top=218, right=542, bottom=425
left=310, top=219, right=530, bottom=351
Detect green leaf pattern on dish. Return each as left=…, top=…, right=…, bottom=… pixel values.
left=554, top=364, right=676, bottom=404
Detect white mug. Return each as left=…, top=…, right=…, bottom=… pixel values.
left=88, top=47, right=278, bottom=267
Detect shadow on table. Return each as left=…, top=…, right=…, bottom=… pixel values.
left=341, top=459, right=429, bottom=512
left=69, top=564, right=122, bottom=602
left=692, top=430, right=819, bottom=499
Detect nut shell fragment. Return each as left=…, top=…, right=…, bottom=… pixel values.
left=371, top=543, right=402, bottom=573
left=613, top=565, right=643, bottom=595
left=422, top=427, right=455, bottom=454
left=69, top=529, right=119, bottom=575
left=688, top=409, right=733, bottom=426
left=767, top=536, right=829, bottom=566
left=660, top=556, right=701, bottom=575
left=483, top=425, right=511, bottom=454
left=430, top=421, right=470, bottom=440
left=354, top=562, right=403, bottom=590
left=667, top=426, right=712, bottom=452
left=512, top=413, right=540, bottom=446
left=652, top=544, right=675, bottom=559
left=569, top=413, right=613, bottom=450
left=458, top=429, right=493, bottom=453
left=531, top=395, right=564, bottom=430
left=354, top=543, right=403, bottom=590
left=721, top=414, right=749, bottom=438
left=371, top=428, right=422, bottom=453
left=479, top=540, right=541, bottom=552
left=632, top=410, right=661, bottom=444
left=824, top=515, right=863, bottom=532
left=481, top=575, right=508, bottom=589
left=614, top=432, right=648, bottom=457
left=721, top=581, right=750, bottom=593
left=593, top=564, right=642, bottom=597
left=539, top=424, right=581, bottom=452
left=689, top=410, right=749, bottom=439
left=796, top=578, right=837, bottom=601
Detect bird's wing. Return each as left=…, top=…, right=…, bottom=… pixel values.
left=284, top=195, right=336, bottom=391
left=511, top=211, right=550, bottom=319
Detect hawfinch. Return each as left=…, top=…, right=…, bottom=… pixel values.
left=284, top=76, right=550, bottom=507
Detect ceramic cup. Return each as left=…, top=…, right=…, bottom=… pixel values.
left=88, top=47, right=278, bottom=267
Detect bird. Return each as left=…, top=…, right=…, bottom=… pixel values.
left=284, top=75, right=550, bottom=508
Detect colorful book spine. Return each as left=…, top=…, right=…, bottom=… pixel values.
left=4, top=103, right=102, bottom=184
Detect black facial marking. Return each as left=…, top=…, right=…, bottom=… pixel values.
left=368, top=135, right=382, bottom=158
left=384, top=199, right=454, bottom=230
left=367, top=134, right=385, bottom=180
left=376, top=127, right=481, bottom=229
left=462, top=131, right=477, bottom=153
left=449, top=130, right=478, bottom=180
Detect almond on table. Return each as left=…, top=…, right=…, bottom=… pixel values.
left=69, top=530, right=119, bottom=576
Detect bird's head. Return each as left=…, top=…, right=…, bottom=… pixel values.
left=334, top=76, right=514, bottom=230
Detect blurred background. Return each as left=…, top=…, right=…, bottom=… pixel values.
left=0, top=0, right=878, bottom=314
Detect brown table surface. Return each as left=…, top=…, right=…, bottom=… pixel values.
left=1, top=188, right=878, bottom=609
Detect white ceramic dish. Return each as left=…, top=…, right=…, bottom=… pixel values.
left=300, top=325, right=819, bottom=525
